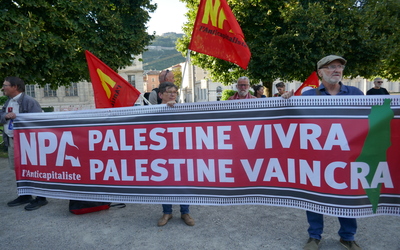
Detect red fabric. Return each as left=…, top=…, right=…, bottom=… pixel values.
left=189, top=0, right=251, bottom=69
left=294, top=71, right=320, bottom=96
left=85, top=50, right=141, bottom=108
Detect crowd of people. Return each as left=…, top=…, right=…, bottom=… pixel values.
left=1, top=55, right=392, bottom=250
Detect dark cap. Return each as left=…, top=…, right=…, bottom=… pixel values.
left=317, top=55, right=347, bottom=69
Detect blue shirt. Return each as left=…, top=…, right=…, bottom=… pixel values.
left=302, top=82, right=364, bottom=96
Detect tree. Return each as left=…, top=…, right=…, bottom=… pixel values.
left=220, top=89, right=235, bottom=101
left=173, top=67, right=183, bottom=90
left=177, top=0, right=400, bottom=96
left=0, top=0, right=156, bottom=88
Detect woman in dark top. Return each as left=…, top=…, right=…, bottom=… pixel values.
left=252, top=85, right=266, bottom=98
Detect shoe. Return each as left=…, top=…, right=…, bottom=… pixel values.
left=157, top=214, right=172, bottom=226
left=24, top=197, right=48, bottom=211
left=303, top=237, right=320, bottom=250
left=7, top=195, right=33, bottom=207
left=339, top=239, right=362, bottom=250
left=181, top=214, right=195, bottom=226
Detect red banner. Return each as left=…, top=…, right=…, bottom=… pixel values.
left=13, top=96, right=400, bottom=217
left=85, top=50, right=141, bottom=108
left=189, top=0, right=251, bottom=69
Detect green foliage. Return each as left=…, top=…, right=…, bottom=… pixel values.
left=42, top=106, right=54, bottom=112
left=177, top=0, right=400, bottom=95
left=173, top=67, right=183, bottom=90
left=0, top=0, right=156, bottom=88
left=0, top=96, right=8, bottom=105
left=143, top=33, right=186, bottom=70
left=220, top=89, right=236, bottom=100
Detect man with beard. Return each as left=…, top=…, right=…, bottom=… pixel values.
left=228, top=76, right=257, bottom=100
left=300, top=55, right=363, bottom=96
left=282, top=55, right=363, bottom=250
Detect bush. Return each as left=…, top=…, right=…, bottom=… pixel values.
left=42, top=106, right=54, bottom=112
left=220, top=89, right=254, bottom=100
left=0, top=95, right=8, bottom=105
left=221, top=90, right=236, bottom=100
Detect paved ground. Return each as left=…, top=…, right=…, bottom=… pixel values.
left=1, top=157, right=399, bottom=250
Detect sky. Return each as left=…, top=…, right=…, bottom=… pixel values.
left=147, top=0, right=188, bottom=35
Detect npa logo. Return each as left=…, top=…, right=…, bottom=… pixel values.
left=19, top=131, right=81, bottom=167
left=202, top=0, right=229, bottom=31
left=96, top=68, right=116, bottom=98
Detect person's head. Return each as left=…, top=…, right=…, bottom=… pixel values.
left=158, top=82, right=178, bottom=104
left=159, top=69, right=175, bottom=83
left=373, top=77, right=383, bottom=88
left=2, top=76, right=25, bottom=98
left=317, top=55, right=346, bottom=85
left=237, top=76, right=250, bottom=97
left=275, top=82, right=286, bottom=95
left=252, top=85, right=264, bottom=97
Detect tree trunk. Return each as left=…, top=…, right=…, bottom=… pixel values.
left=262, top=81, right=273, bottom=97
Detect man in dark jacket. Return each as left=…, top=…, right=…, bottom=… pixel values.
left=366, top=77, right=390, bottom=95
left=0, top=76, right=48, bottom=211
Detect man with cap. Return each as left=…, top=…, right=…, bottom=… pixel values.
left=300, top=55, right=364, bottom=96
left=283, top=55, right=363, bottom=250
left=366, top=77, right=390, bottom=95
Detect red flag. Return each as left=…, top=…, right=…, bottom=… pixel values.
left=188, top=0, right=251, bottom=69
left=294, top=71, right=320, bottom=96
left=85, top=50, right=141, bottom=108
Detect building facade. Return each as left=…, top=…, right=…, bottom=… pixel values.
left=143, top=70, right=161, bottom=93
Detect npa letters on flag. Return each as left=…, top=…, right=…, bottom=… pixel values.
left=85, top=50, right=141, bottom=108
left=12, top=96, right=400, bottom=218
left=189, top=0, right=251, bottom=69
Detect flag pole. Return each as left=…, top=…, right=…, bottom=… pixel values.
left=140, top=93, right=152, bottom=105
left=179, top=49, right=191, bottom=103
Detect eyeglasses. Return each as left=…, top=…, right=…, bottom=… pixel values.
left=376, top=81, right=383, bottom=83
left=320, top=65, right=345, bottom=70
left=164, top=91, right=177, bottom=95
left=2, top=84, right=11, bottom=87
left=237, top=84, right=249, bottom=87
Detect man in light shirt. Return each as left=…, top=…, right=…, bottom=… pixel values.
left=0, top=76, right=48, bottom=211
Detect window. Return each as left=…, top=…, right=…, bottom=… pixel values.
left=44, top=84, right=57, bottom=97
left=25, top=85, right=35, bottom=98
left=128, top=75, right=136, bottom=87
left=65, top=83, right=78, bottom=96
